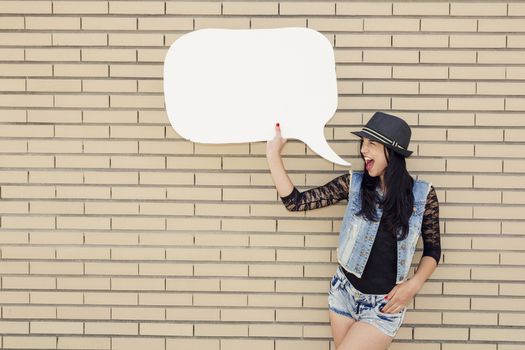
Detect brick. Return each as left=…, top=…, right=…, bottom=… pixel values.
left=139, top=293, right=192, bottom=306
left=0, top=260, right=29, bottom=275
left=84, top=292, right=138, bottom=304
left=83, top=79, right=137, bottom=92
left=451, top=3, right=506, bottom=16
left=85, top=322, right=137, bottom=335
left=82, top=17, right=137, bottom=30
left=109, top=1, right=164, bottom=14
left=447, top=159, right=502, bottom=173
left=508, top=67, right=525, bottom=80
left=420, top=82, right=475, bottom=95
left=472, top=267, right=525, bottom=281
left=502, top=221, right=525, bottom=235
left=111, top=155, right=165, bottom=169
left=84, top=110, right=137, bottom=124
left=446, top=190, right=501, bottom=204
left=27, top=16, right=80, bottom=30
left=394, top=34, right=448, bottom=48
left=111, top=247, right=164, bottom=261
left=140, top=322, right=193, bottom=336
left=450, top=35, right=505, bottom=48
left=55, top=95, right=109, bottom=108
left=167, top=339, right=219, bottom=350
left=57, top=277, right=111, bottom=290
left=365, top=50, right=419, bottom=64
left=2, top=216, right=55, bottom=229
left=394, top=66, right=448, bottom=79
left=0, top=94, right=53, bottom=107
left=27, top=79, right=81, bottom=92
left=249, top=324, right=302, bottom=338
left=30, top=201, right=83, bottom=214
left=414, top=327, right=468, bottom=340
left=30, top=261, right=83, bottom=275
left=364, top=81, right=418, bottom=94
left=0, top=17, right=24, bottom=29
left=194, top=293, right=247, bottom=307
left=30, top=291, right=84, bottom=305
left=4, top=336, right=58, bottom=349
left=57, top=212, right=112, bottom=227
left=470, top=328, right=525, bottom=342
left=420, top=50, right=476, bottom=64
left=27, top=140, right=82, bottom=154
left=111, top=278, right=164, bottom=291
left=0, top=291, right=29, bottom=307
left=309, top=18, right=361, bottom=32
left=221, top=279, right=274, bottom=293
left=0, top=33, right=51, bottom=46
left=53, top=1, right=108, bottom=14
left=223, top=2, right=278, bottom=15
left=54, top=64, right=108, bottom=77
left=110, top=95, right=164, bottom=108
left=195, top=324, right=248, bottom=337
left=166, top=1, right=221, bottom=15
left=449, top=66, right=505, bottom=80
left=57, top=336, right=111, bottom=350
left=109, top=33, right=164, bottom=47
left=421, top=18, right=476, bottom=32
left=0, top=76, right=28, bottom=91
left=194, top=17, right=250, bottom=30
left=503, top=191, right=525, bottom=204
left=449, top=97, right=504, bottom=111
left=82, top=48, right=136, bottom=62
left=443, top=311, right=497, bottom=325
left=166, top=278, right=219, bottom=292
left=419, top=144, right=474, bottom=157
left=479, top=51, right=525, bottom=64
left=55, top=155, right=109, bottom=168
left=137, top=48, right=168, bottom=62
left=110, top=64, right=162, bottom=78
left=364, top=18, right=418, bottom=32
left=112, top=217, right=165, bottom=230
left=442, top=344, right=495, bottom=350
left=1, top=185, right=54, bottom=199
left=84, top=263, right=137, bottom=277
left=221, top=339, right=273, bottom=350
left=139, top=171, right=192, bottom=185
left=0, top=48, right=24, bottom=61
left=500, top=313, right=525, bottom=326
left=0, top=320, right=29, bottom=333
left=249, top=264, right=303, bottom=278
left=393, top=2, right=448, bottom=15
left=111, top=307, right=164, bottom=320
left=500, top=252, right=525, bottom=265
left=53, top=33, right=108, bottom=46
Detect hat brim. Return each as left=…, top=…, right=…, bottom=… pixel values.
left=351, top=130, right=413, bottom=157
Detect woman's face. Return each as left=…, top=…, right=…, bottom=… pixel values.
left=360, top=137, right=388, bottom=178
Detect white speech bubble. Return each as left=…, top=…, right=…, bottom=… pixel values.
left=163, top=27, right=350, bottom=166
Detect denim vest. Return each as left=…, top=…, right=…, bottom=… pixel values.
left=337, top=171, right=431, bottom=284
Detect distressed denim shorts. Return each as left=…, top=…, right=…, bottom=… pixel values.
left=328, top=265, right=407, bottom=338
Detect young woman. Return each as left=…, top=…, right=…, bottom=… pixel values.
left=266, top=112, right=441, bottom=350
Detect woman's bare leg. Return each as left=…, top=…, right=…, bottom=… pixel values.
left=329, top=310, right=355, bottom=349
left=337, top=321, right=393, bottom=350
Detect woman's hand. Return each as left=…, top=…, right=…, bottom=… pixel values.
left=266, top=123, right=287, bottom=158
left=381, top=278, right=422, bottom=314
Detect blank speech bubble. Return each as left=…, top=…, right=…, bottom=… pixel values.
left=163, top=27, right=351, bottom=166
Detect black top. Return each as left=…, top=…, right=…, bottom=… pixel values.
left=280, top=173, right=441, bottom=294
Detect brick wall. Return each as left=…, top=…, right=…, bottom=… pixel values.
left=1, top=1, right=524, bottom=349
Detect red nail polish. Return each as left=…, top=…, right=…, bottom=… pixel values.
left=276, top=123, right=280, bottom=127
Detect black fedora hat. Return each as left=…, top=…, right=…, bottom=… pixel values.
left=351, top=112, right=413, bottom=157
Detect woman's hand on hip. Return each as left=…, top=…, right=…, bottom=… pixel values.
left=381, top=278, right=422, bottom=314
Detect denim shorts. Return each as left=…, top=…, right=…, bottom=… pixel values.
left=328, top=265, right=407, bottom=338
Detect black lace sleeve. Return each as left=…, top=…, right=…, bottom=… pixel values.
left=280, top=173, right=350, bottom=211
left=421, top=186, right=441, bottom=265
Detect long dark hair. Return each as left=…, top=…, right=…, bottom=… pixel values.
left=358, top=141, right=414, bottom=240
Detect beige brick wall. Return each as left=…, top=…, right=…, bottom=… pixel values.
left=1, top=1, right=524, bottom=349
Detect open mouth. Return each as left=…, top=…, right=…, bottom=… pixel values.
left=364, top=157, right=375, bottom=172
